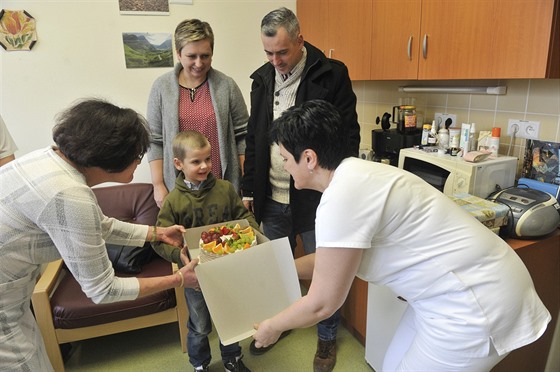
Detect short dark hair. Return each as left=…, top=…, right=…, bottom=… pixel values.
left=270, top=100, right=350, bottom=170
left=52, top=98, right=150, bottom=173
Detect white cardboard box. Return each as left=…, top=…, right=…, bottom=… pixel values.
left=183, top=220, right=301, bottom=345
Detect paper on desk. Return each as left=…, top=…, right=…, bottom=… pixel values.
left=194, top=237, right=301, bottom=345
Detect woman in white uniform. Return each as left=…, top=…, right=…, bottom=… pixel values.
left=0, top=99, right=199, bottom=371
left=252, top=100, right=551, bottom=371
left=0, top=114, right=18, bottom=166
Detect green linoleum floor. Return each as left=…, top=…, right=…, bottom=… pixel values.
left=64, top=321, right=374, bottom=372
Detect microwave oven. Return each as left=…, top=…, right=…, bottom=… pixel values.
left=398, top=147, right=518, bottom=198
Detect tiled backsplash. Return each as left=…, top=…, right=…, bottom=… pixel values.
left=353, top=79, right=560, bottom=176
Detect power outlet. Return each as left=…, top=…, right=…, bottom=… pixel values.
left=507, top=119, right=540, bottom=140
left=434, top=113, right=457, bottom=131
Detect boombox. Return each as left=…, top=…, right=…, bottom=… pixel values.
left=490, top=187, right=560, bottom=239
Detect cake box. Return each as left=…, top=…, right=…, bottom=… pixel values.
left=182, top=219, right=301, bottom=345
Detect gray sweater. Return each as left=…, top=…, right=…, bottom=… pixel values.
left=146, top=64, right=249, bottom=192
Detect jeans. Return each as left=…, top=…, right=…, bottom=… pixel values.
left=262, top=198, right=340, bottom=342
left=184, top=288, right=241, bottom=368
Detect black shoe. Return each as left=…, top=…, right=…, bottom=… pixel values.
left=249, top=330, right=291, bottom=355
left=224, top=355, right=250, bottom=372
left=193, top=365, right=209, bottom=372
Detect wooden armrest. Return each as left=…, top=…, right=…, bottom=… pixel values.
left=31, top=259, right=65, bottom=370
left=33, top=259, right=65, bottom=296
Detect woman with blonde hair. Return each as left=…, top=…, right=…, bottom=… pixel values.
left=147, top=19, right=248, bottom=207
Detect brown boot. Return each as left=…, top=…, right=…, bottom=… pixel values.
left=313, top=339, right=336, bottom=372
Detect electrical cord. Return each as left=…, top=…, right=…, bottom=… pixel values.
left=507, top=125, right=519, bottom=156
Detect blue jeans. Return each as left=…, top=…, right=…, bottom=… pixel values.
left=184, top=288, right=241, bottom=368
left=262, top=198, right=340, bottom=342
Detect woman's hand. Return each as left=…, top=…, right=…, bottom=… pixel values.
left=179, top=246, right=199, bottom=288
left=159, top=225, right=186, bottom=247
left=252, top=319, right=282, bottom=349
left=153, top=183, right=169, bottom=208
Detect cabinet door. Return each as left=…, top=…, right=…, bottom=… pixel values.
left=489, top=0, right=556, bottom=78
left=419, top=0, right=557, bottom=79
left=298, top=0, right=373, bottom=80
left=370, top=0, right=422, bottom=80
left=297, top=0, right=329, bottom=53
left=328, top=0, right=373, bottom=80
left=419, top=0, right=497, bottom=79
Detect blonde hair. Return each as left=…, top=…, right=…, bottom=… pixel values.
left=174, top=19, right=214, bottom=53
left=172, top=130, right=210, bottom=160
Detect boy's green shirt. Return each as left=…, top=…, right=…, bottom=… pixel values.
left=153, top=172, right=259, bottom=266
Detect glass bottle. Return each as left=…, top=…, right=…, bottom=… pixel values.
left=402, top=106, right=417, bottom=133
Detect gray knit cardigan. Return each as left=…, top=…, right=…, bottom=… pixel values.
left=146, top=64, right=249, bottom=193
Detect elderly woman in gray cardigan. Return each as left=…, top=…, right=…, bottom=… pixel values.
left=147, top=19, right=248, bottom=207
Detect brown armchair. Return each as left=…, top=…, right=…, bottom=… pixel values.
left=32, top=183, right=188, bottom=372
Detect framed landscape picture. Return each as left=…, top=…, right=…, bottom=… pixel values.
left=119, top=0, right=169, bottom=15
left=122, top=32, right=173, bottom=68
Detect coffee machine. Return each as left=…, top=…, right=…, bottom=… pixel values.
left=372, top=111, right=421, bottom=166
left=372, top=129, right=421, bottom=166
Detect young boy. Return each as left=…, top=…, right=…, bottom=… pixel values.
left=152, top=130, right=258, bottom=372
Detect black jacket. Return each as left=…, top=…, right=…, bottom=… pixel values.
left=242, top=42, right=360, bottom=233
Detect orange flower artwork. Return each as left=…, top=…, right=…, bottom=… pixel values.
left=0, top=9, right=37, bottom=51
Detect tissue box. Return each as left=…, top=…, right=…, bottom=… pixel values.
left=449, top=193, right=510, bottom=231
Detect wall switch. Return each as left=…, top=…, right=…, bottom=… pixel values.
left=434, top=113, right=457, bottom=131
left=507, top=119, right=540, bottom=140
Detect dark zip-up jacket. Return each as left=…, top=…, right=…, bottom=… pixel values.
left=242, top=41, right=360, bottom=234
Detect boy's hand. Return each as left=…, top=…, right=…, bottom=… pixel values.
left=180, top=246, right=200, bottom=289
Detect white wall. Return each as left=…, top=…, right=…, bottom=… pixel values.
left=0, top=0, right=296, bottom=183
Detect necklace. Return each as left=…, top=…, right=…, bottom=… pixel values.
left=181, top=77, right=208, bottom=102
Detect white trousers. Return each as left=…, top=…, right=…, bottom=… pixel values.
left=383, top=307, right=509, bottom=372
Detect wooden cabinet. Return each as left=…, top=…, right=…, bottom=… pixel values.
left=370, top=1, right=422, bottom=80
left=298, top=0, right=560, bottom=80
left=297, top=0, right=373, bottom=80
left=416, top=0, right=559, bottom=79
left=297, top=229, right=559, bottom=368
left=294, top=237, right=368, bottom=344
left=339, top=277, right=368, bottom=344
left=491, top=231, right=560, bottom=372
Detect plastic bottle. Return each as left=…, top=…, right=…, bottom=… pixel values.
left=421, top=123, right=431, bottom=146
left=469, top=123, right=477, bottom=151
left=449, top=128, right=460, bottom=152
left=438, top=127, right=450, bottom=152
left=427, top=120, right=438, bottom=146
left=489, top=127, right=501, bottom=156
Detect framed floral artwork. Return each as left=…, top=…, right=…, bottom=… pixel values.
left=0, top=9, right=37, bottom=51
